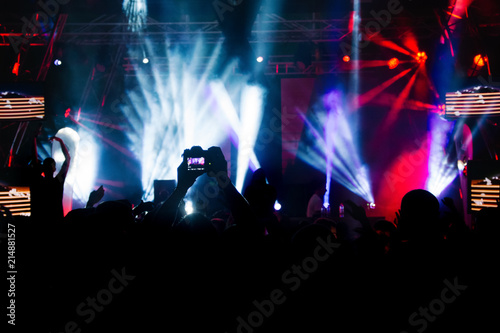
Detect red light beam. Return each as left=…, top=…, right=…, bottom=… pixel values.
left=369, top=36, right=412, bottom=56
left=68, top=116, right=135, bottom=158
left=383, top=68, right=419, bottom=131
left=357, top=66, right=415, bottom=108
left=76, top=115, right=125, bottom=131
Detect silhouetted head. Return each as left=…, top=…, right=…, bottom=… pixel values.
left=374, top=220, right=397, bottom=235
left=250, top=168, right=267, bottom=186
left=312, top=181, right=326, bottom=196
left=314, top=217, right=337, bottom=238
left=399, top=189, right=441, bottom=241
left=95, top=200, right=134, bottom=231
left=42, top=157, right=56, bottom=177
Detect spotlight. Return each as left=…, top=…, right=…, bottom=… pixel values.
left=457, top=159, right=467, bottom=172
left=185, top=200, right=194, bottom=214
left=387, top=57, right=399, bottom=69
left=367, top=202, right=376, bottom=209
left=12, top=62, right=20, bottom=76
left=343, top=55, right=350, bottom=62
left=142, top=57, right=149, bottom=64
left=473, top=54, right=485, bottom=67
left=415, top=52, right=427, bottom=64
left=274, top=201, right=281, bottom=211
left=256, top=56, right=264, bottom=63
left=54, top=59, right=62, bottom=66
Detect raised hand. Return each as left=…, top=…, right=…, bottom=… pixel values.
left=344, top=199, right=368, bottom=223
left=206, top=146, right=229, bottom=188
left=86, top=185, right=105, bottom=208
left=133, top=200, right=155, bottom=215
left=394, top=209, right=401, bottom=228
left=177, top=156, right=203, bottom=191
left=441, top=197, right=458, bottom=212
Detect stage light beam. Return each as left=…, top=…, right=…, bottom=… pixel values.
left=297, top=90, right=374, bottom=204
left=122, top=0, right=148, bottom=32
left=426, top=114, right=457, bottom=197
left=123, top=38, right=265, bottom=201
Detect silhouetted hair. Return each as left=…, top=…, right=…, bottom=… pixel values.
left=42, top=157, right=55, bottom=174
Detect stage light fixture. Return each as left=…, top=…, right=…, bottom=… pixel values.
left=256, top=56, right=264, bottom=63
left=343, top=55, right=350, bottom=62
left=415, top=52, right=427, bottom=63
left=473, top=54, right=485, bottom=67
left=142, top=57, right=149, bottom=64
left=387, top=57, right=399, bottom=69
left=54, top=59, right=62, bottom=66
left=185, top=200, right=194, bottom=214
left=274, top=201, right=281, bottom=211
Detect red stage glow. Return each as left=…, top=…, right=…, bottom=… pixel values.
left=12, top=62, right=20, bottom=76
left=388, top=58, right=399, bottom=69
left=351, top=60, right=391, bottom=69
left=348, top=11, right=355, bottom=34
left=12, top=54, right=20, bottom=76
left=446, top=11, right=462, bottom=19
left=375, top=137, right=430, bottom=221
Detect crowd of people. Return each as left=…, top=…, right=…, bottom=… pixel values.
left=1, top=145, right=498, bottom=333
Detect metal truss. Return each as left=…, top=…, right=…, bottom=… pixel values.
left=1, top=13, right=442, bottom=47
left=0, top=11, right=452, bottom=79
left=54, top=14, right=352, bottom=46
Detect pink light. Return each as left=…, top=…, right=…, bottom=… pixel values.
left=68, top=116, right=135, bottom=158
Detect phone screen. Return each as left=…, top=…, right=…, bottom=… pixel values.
left=187, top=157, right=205, bottom=171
